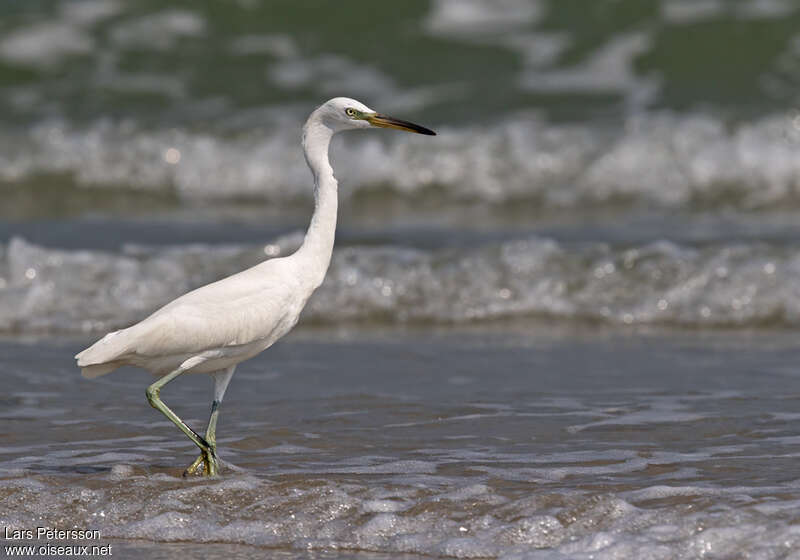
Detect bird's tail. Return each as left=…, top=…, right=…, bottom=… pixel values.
left=78, top=361, right=121, bottom=379
left=75, top=330, right=128, bottom=379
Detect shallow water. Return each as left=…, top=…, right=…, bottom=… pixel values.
left=3, top=1, right=800, bottom=558
left=3, top=329, right=800, bottom=559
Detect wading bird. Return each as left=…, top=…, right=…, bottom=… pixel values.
left=76, top=98, right=435, bottom=476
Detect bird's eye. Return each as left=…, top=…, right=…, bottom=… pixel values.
left=345, top=108, right=356, bottom=117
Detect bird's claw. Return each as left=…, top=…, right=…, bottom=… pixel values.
left=182, top=448, right=219, bottom=477
left=182, top=454, right=205, bottom=477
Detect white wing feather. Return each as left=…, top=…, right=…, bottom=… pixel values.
left=76, top=258, right=304, bottom=377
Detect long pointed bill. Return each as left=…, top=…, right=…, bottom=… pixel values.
left=367, top=113, right=436, bottom=135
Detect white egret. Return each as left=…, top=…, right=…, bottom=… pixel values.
left=75, top=97, right=435, bottom=476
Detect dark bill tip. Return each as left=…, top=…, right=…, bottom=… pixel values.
left=368, top=114, right=436, bottom=136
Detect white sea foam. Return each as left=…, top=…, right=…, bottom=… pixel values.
left=0, top=23, right=94, bottom=67
left=520, top=32, right=660, bottom=110
left=60, top=0, right=122, bottom=25
left=228, top=34, right=298, bottom=58
left=425, top=0, right=543, bottom=35
left=5, top=111, right=800, bottom=209
left=3, top=471, right=798, bottom=559
left=0, top=0, right=120, bottom=68
left=109, top=9, right=205, bottom=50
left=269, top=54, right=396, bottom=97
left=661, top=0, right=725, bottom=23
left=2, top=236, right=800, bottom=334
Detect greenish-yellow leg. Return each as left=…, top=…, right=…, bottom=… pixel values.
left=182, top=367, right=235, bottom=477
left=183, top=400, right=220, bottom=477
left=146, top=366, right=219, bottom=476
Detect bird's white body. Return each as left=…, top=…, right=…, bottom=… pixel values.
left=77, top=256, right=309, bottom=377
left=74, top=97, right=435, bottom=476
left=76, top=98, right=355, bottom=379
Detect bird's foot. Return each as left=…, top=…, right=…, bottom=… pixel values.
left=204, top=449, right=219, bottom=476
left=182, top=448, right=219, bottom=477
left=183, top=454, right=205, bottom=477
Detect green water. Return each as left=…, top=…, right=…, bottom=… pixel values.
left=2, top=0, right=798, bottom=130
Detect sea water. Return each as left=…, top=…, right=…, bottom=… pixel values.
left=2, top=330, right=800, bottom=559
left=3, top=0, right=800, bottom=558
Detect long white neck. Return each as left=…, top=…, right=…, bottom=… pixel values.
left=295, top=113, right=338, bottom=290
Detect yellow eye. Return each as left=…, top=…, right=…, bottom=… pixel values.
left=345, top=108, right=356, bottom=117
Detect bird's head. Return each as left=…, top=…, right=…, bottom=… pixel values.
left=314, top=97, right=436, bottom=136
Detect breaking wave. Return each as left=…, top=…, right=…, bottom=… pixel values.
left=2, top=235, right=799, bottom=334
left=4, top=111, right=800, bottom=210
left=3, top=471, right=799, bottom=559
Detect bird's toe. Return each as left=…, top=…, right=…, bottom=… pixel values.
left=182, top=454, right=206, bottom=477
